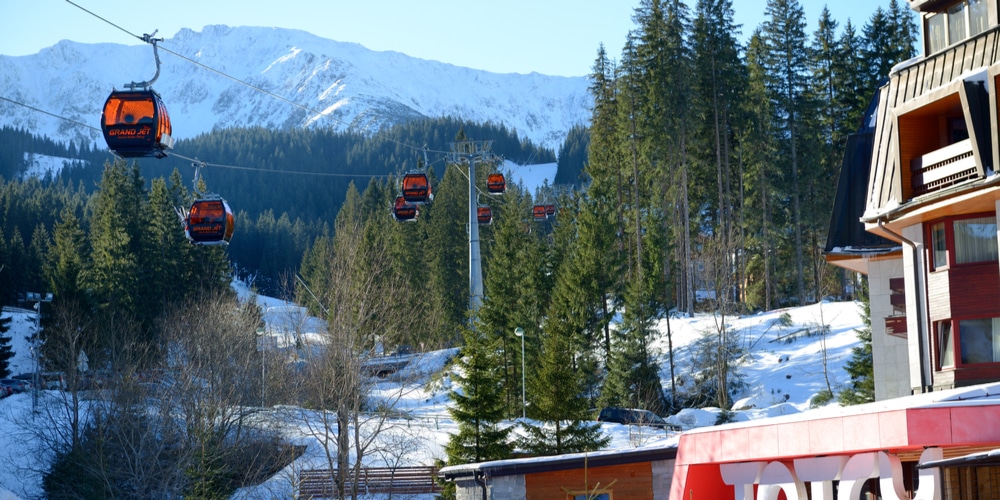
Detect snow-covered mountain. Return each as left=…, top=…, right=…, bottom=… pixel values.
left=0, top=25, right=591, bottom=151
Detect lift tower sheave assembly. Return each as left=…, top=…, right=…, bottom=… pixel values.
left=450, top=140, right=493, bottom=320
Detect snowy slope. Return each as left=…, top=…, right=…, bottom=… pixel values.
left=0, top=295, right=864, bottom=499
left=0, top=25, right=590, bottom=152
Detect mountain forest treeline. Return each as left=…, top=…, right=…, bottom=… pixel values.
left=0, top=0, right=905, bottom=492
left=0, top=117, right=556, bottom=299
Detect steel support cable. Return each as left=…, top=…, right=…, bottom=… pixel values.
left=63, top=0, right=454, bottom=158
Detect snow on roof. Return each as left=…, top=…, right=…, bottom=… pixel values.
left=440, top=437, right=679, bottom=478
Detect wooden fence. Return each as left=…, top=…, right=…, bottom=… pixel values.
left=298, top=466, right=441, bottom=498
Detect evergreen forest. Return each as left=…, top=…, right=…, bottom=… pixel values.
left=0, top=0, right=909, bottom=494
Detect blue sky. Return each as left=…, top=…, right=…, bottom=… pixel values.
left=2, top=0, right=894, bottom=77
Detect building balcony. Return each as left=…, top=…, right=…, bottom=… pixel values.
left=910, top=138, right=978, bottom=197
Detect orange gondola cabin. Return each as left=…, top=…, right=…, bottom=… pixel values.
left=486, top=173, right=506, bottom=195
left=101, top=89, right=174, bottom=158
left=532, top=204, right=548, bottom=221
left=544, top=204, right=556, bottom=218
left=392, top=196, right=418, bottom=222
left=401, top=173, right=432, bottom=203
left=185, top=198, right=235, bottom=245
left=477, top=206, right=493, bottom=225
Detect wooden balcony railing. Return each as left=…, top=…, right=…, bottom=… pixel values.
left=911, top=138, right=978, bottom=197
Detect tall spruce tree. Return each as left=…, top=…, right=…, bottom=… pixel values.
left=601, top=277, right=668, bottom=414
left=518, top=202, right=610, bottom=455
left=583, top=44, right=627, bottom=360
left=519, top=324, right=609, bottom=455
left=834, top=20, right=871, bottom=137
left=44, top=207, right=88, bottom=307
left=761, top=0, right=811, bottom=305
left=83, top=160, right=149, bottom=321
left=476, top=186, right=544, bottom=417
left=424, top=152, right=472, bottom=339
left=444, top=326, right=513, bottom=465
left=739, top=29, right=779, bottom=311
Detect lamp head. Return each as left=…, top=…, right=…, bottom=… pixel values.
left=514, top=327, right=524, bottom=337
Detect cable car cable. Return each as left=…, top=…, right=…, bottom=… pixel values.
left=167, top=150, right=393, bottom=179
left=63, top=0, right=456, bottom=159
left=0, top=94, right=403, bottom=180
left=0, top=96, right=103, bottom=134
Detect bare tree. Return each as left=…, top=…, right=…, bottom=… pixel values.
left=158, top=291, right=292, bottom=496
left=296, top=220, right=426, bottom=499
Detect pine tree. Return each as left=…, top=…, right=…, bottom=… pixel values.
left=582, top=44, right=627, bottom=357
left=44, top=207, right=88, bottom=307
left=834, top=20, right=870, bottom=135
left=0, top=313, right=13, bottom=378
left=762, top=0, right=811, bottom=305
left=518, top=206, right=610, bottom=455
left=423, top=151, right=473, bottom=337
left=444, top=326, right=513, bottom=465
left=146, top=176, right=189, bottom=311
left=519, top=321, right=609, bottom=455
left=476, top=186, right=545, bottom=417
left=839, top=282, right=875, bottom=405
left=740, top=29, right=779, bottom=311
left=690, top=0, right=746, bottom=317
left=82, top=160, right=149, bottom=320
left=600, top=273, right=668, bottom=414
left=862, top=8, right=895, bottom=96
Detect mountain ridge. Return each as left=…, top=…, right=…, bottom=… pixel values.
left=0, top=24, right=590, bottom=152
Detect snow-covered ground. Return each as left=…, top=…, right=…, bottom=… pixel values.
left=0, top=287, right=864, bottom=499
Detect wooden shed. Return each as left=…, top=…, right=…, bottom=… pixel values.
left=440, top=445, right=677, bottom=500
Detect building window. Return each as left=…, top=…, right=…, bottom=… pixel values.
left=959, top=317, right=1000, bottom=364
left=970, top=0, right=989, bottom=36
left=927, top=214, right=998, bottom=270
left=936, top=317, right=1000, bottom=366
left=939, top=321, right=955, bottom=367
left=954, top=216, right=998, bottom=264
left=949, top=2, right=968, bottom=45
left=931, top=222, right=948, bottom=269
left=928, top=12, right=947, bottom=53
left=926, top=0, right=991, bottom=53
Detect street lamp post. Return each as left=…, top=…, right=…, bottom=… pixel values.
left=514, top=327, right=525, bottom=420
left=26, top=292, right=52, bottom=414
left=256, top=327, right=266, bottom=407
